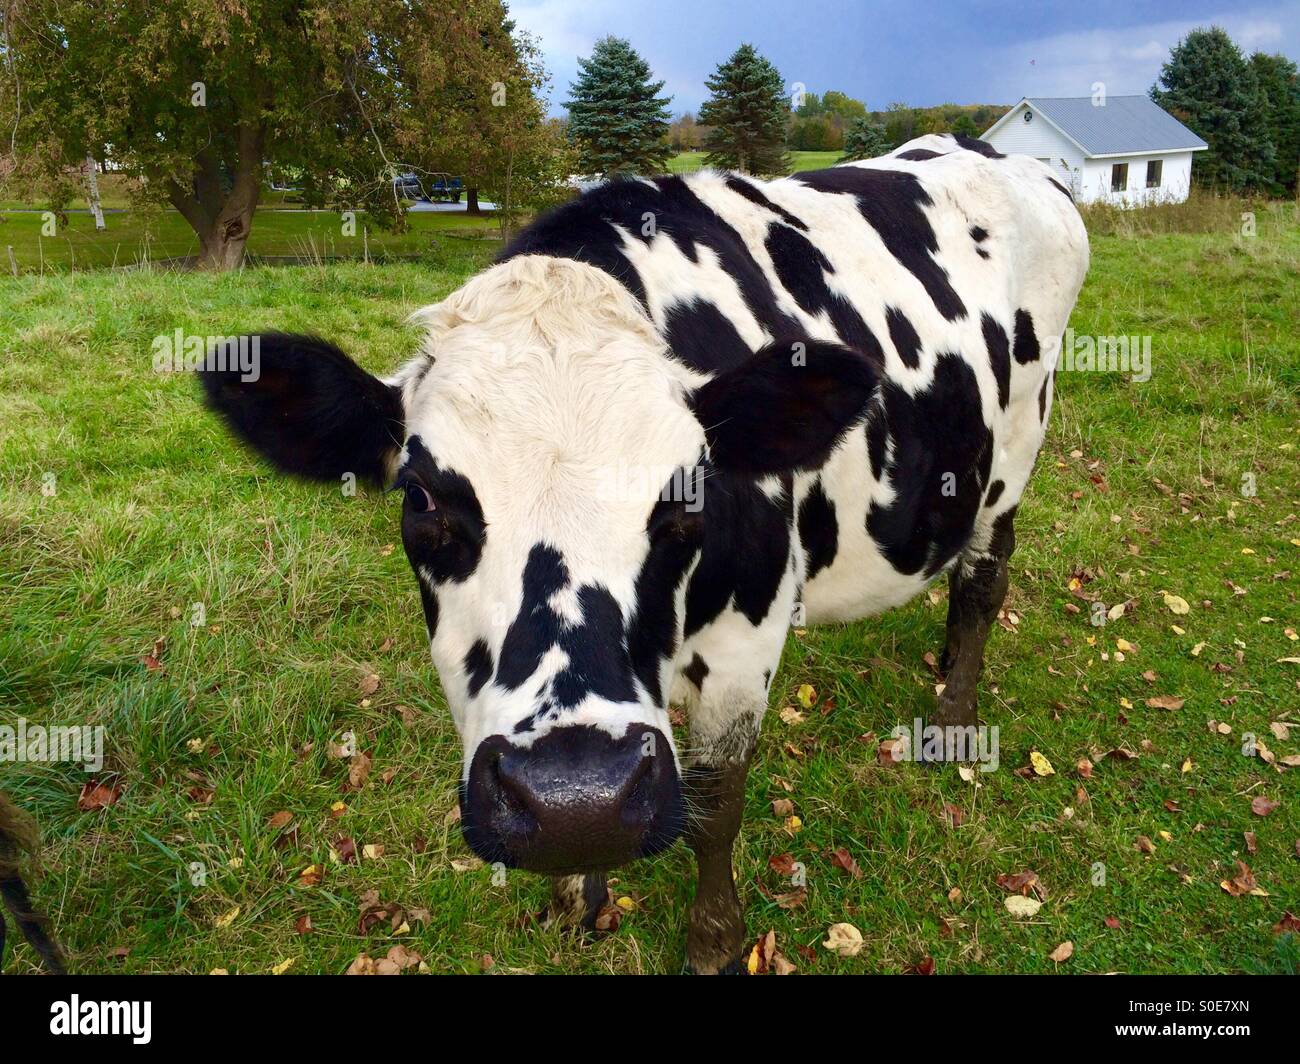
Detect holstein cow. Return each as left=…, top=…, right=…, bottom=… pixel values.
left=201, top=134, right=1088, bottom=973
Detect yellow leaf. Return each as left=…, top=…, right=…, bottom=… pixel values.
left=271, top=957, right=295, bottom=975
left=747, top=944, right=761, bottom=975
left=785, top=815, right=803, bottom=834
left=1030, top=751, right=1055, bottom=777
left=1005, top=896, right=1043, bottom=917
left=796, top=684, right=816, bottom=709
left=822, top=923, right=864, bottom=957
left=1159, top=830, right=1172, bottom=841
left=1161, top=591, right=1191, bottom=615
left=213, top=906, right=241, bottom=929
left=1120, top=697, right=1133, bottom=709
left=1191, top=642, right=1206, bottom=656
left=1241, top=548, right=1255, bottom=555
left=1181, top=758, right=1194, bottom=774
left=616, top=896, right=636, bottom=911
left=1116, top=638, right=1137, bottom=653
left=1171, top=625, right=1186, bottom=635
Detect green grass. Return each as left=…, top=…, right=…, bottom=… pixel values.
left=0, top=207, right=498, bottom=272
left=669, top=150, right=844, bottom=174
left=2, top=207, right=1299, bottom=976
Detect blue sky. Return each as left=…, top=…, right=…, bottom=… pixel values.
left=509, top=0, right=1300, bottom=117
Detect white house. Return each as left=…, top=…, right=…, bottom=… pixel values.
left=982, top=96, right=1208, bottom=205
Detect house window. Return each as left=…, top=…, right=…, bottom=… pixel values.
left=1146, top=159, right=1163, bottom=188
left=1111, top=163, right=1129, bottom=192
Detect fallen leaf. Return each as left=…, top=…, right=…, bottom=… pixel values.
left=358, top=672, right=381, bottom=697
left=1004, top=895, right=1042, bottom=917
left=1029, top=751, right=1055, bottom=776
left=271, top=957, right=295, bottom=975
left=1134, top=835, right=1156, bottom=855
left=1161, top=591, right=1191, bottom=615
left=822, top=922, right=864, bottom=957
left=267, top=810, right=294, bottom=832
left=795, top=684, right=816, bottom=709
left=1146, top=695, right=1185, bottom=710
left=829, top=847, right=864, bottom=878
left=213, top=906, right=241, bottom=929
left=77, top=778, right=123, bottom=811
left=1251, top=796, right=1280, bottom=817
left=1244, top=831, right=1258, bottom=855
left=1048, top=940, right=1074, bottom=963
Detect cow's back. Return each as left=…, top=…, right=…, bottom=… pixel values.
left=502, top=135, right=1089, bottom=624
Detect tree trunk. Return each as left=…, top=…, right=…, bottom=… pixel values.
left=465, top=186, right=481, bottom=215
left=164, top=123, right=265, bottom=271
left=84, top=157, right=106, bottom=231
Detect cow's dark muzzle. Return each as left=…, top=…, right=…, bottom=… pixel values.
left=461, top=724, right=682, bottom=874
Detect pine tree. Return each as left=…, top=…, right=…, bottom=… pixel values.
left=698, top=44, right=790, bottom=176
left=565, top=37, right=673, bottom=177
left=842, top=118, right=890, bottom=161
left=1151, top=27, right=1276, bottom=192
left=1249, top=52, right=1300, bottom=196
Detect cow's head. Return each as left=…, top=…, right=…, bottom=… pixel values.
left=200, top=256, right=876, bottom=875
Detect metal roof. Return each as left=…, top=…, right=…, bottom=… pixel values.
left=992, top=96, right=1208, bottom=156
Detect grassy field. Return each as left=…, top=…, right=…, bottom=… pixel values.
left=1, top=203, right=1298, bottom=976
left=0, top=207, right=498, bottom=272
left=669, top=149, right=844, bottom=173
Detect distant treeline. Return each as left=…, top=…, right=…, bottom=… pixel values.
left=668, top=97, right=1008, bottom=153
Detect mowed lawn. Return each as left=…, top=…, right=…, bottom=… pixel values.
left=669, top=149, right=844, bottom=173
left=0, top=208, right=498, bottom=271
left=1, top=206, right=1298, bottom=975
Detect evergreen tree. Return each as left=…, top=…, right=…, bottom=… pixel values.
left=1249, top=52, right=1300, bottom=196
left=698, top=44, right=790, bottom=175
left=842, top=118, right=890, bottom=161
left=565, top=37, right=673, bottom=177
left=1151, top=27, right=1276, bottom=191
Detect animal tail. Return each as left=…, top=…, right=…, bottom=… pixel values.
left=0, top=791, right=67, bottom=974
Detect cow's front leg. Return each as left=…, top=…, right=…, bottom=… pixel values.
left=545, top=873, right=609, bottom=932
left=933, top=509, right=1016, bottom=739
left=682, top=703, right=761, bottom=975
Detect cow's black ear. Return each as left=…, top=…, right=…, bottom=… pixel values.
left=198, top=333, right=404, bottom=485
left=689, top=338, right=880, bottom=476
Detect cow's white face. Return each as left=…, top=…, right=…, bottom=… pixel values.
left=391, top=258, right=708, bottom=871
left=200, top=255, right=877, bottom=875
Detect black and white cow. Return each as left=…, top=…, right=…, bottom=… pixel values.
left=201, top=134, right=1088, bottom=973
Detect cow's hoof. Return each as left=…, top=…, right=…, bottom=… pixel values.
left=686, top=953, right=745, bottom=975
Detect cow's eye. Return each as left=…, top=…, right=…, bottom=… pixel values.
left=404, top=482, right=434, bottom=513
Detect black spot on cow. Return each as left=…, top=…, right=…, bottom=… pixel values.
left=496, top=544, right=639, bottom=712
left=628, top=477, right=707, bottom=704
left=1038, top=372, right=1052, bottom=421
left=399, top=436, right=487, bottom=584
left=981, top=313, right=1011, bottom=410
left=683, top=653, right=709, bottom=691
left=417, top=579, right=439, bottom=640
left=1012, top=309, right=1040, bottom=364
left=885, top=306, right=922, bottom=369
left=764, top=223, right=884, bottom=359
left=970, top=225, right=990, bottom=260
left=465, top=640, right=493, bottom=697
left=665, top=299, right=752, bottom=373
left=952, top=134, right=1003, bottom=158
left=896, top=148, right=944, bottom=161
left=685, top=475, right=793, bottom=638
left=798, top=478, right=838, bottom=580
left=724, top=175, right=807, bottom=230
left=794, top=167, right=967, bottom=322
left=502, top=175, right=802, bottom=340
left=866, top=354, right=993, bottom=577
left=984, top=479, right=1005, bottom=508
left=866, top=410, right=887, bottom=481
left=763, top=669, right=772, bottom=689
left=1047, top=177, right=1073, bottom=201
